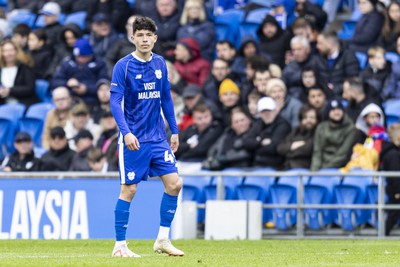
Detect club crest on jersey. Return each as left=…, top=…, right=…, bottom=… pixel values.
left=127, top=172, right=135, bottom=181
left=155, top=69, right=162, bottom=79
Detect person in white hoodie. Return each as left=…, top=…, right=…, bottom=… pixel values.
left=354, top=103, right=385, bottom=145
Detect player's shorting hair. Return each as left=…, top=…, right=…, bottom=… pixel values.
left=132, top=16, right=157, bottom=34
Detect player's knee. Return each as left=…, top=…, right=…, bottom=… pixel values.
left=167, top=178, right=182, bottom=195
left=120, top=184, right=137, bottom=201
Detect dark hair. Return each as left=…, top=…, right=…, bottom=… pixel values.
left=31, top=28, right=47, bottom=43
left=192, top=103, right=210, bottom=114
left=213, top=58, right=230, bottom=67
left=230, top=106, right=252, bottom=121
left=301, top=66, right=316, bottom=75
left=216, top=40, right=235, bottom=49
left=320, top=30, right=339, bottom=45
left=345, top=77, right=365, bottom=94
left=298, top=104, right=321, bottom=123
left=132, top=16, right=157, bottom=34
left=245, top=55, right=270, bottom=70
left=87, top=147, right=105, bottom=163
left=12, top=23, right=31, bottom=36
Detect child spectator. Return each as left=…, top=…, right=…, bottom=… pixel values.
left=69, top=129, right=94, bottom=171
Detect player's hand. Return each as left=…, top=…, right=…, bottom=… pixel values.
left=124, top=133, right=140, bottom=150
left=170, top=134, right=179, bottom=153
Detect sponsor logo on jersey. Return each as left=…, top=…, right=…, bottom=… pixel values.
left=111, top=83, right=118, bottom=86
left=135, top=74, right=142, bottom=79
left=155, top=69, right=162, bottom=79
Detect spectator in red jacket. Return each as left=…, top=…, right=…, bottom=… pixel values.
left=174, top=37, right=211, bottom=87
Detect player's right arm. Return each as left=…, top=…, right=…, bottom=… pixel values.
left=110, top=60, right=140, bottom=151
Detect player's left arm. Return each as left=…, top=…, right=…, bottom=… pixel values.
left=160, top=60, right=179, bottom=152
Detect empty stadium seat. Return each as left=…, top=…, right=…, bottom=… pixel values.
left=365, top=184, right=378, bottom=227
left=384, top=99, right=400, bottom=126
left=385, top=52, right=400, bottom=64
left=338, top=21, right=356, bottom=40
left=182, top=175, right=212, bottom=202
left=355, top=52, right=368, bottom=69
left=204, top=168, right=244, bottom=200
left=269, top=183, right=297, bottom=230
left=35, top=80, right=52, bottom=103
left=237, top=24, right=260, bottom=47
left=245, top=8, right=270, bottom=24
left=0, top=104, right=26, bottom=156
left=8, top=10, right=36, bottom=28
left=64, top=11, right=87, bottom=30
left=214, top=9, right=244, bottom=47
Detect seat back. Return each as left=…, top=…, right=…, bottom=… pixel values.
left=35, top=79, right=52, bottom=103
left=25, top=102, right=55, bottom=121
left=355, top=52, right=367, bottom=69
left=64, top=11, right=87, bottom=30
left=0, top=104, right=26, bottom=153
left=245, top=8, right=270, bottom=24
left=385, top=52, right=400, bottom=64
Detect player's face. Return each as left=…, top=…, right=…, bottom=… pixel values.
left=231, top=112, right=251, bottom=135
left=131, top=30, right=157, bottom=55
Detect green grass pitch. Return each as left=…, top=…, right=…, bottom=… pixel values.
left=0, top=240, right=399, bottom=266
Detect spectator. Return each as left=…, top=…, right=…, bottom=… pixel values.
left=291, top=17, right=318, bottom=54
left=379, top=1, right=400, bottom=52
left=383, top=34, right=400, bottom=100
left=307, top=85, right=327, bottom=117
left=105, top=15, right=136, bottom=77
left=202, top=58, right=231, bottom=104
left=89, top=13, right=118, bottom=60
left=299, top=67, right=327, bottom=101
left=40, top=126, right=76, bottom=171
left=246, top=90, right=262, bottom=119
left=348, top=0, right=384, bottom=53
left=253, top=68, right=271, bottom=97
left=240, top=57, right=270, bottom=105
left=257, top=14, right=292, bottom=69
left=28, top=29, right=54, bottom=80
left=177, top=0, right=215, bottom=61
left=311, top=98, right=356, bottom=170
left=354, top=103, right=385, bottom=145
left=294, top=0, right=327, bottom=32
left=215, top=40, right=237, bottom=65
left=380, top=123, right=400, bottom=236
left=96, top=110, right=118, bottom=171
left=360, top=46, right=391, bottom=103
left=0, top=40, right=37, bottom=108
left=282, top=36, right=316, bottom=98
left=42, top=87, right=72, bottom=149
left=277, top=105, right=321, bottom=169
left=203, top=107, right=253, bottom=170
left=243, top=97, right=291, bottom=169
left=64, top=103, right=102, bottom=151
left=52, top=38, right=109, bottom=107
left=86, top=0, right=131, bottom=34
left=174, top=37, right=211, bottom=87
left=153, top=0, right=182, bottom=56
left=265, top=78, right=303, bottom=128
left=175, top=104, right=223, bottom=162
left=218, top=78, right=242, bottom=127
left=166, top=60, right=187, bottom=96
left=315, top=31, right=360, bottom=97
left=1, top=132, right=40, bottom=172
left=342, top=77, right=380, bottom=122
left=39, top=2, right=64, bottom=47
left=69, top=129, right=94, bottom=171
left=91, top=79, right=111, bottom=124
left=11, top=23, right=31, bottom=52
left=87, top=147, right=118, bottom=172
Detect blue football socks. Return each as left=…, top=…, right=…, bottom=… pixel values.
left=160, top=192, right=178, bottom=227
left=115, top=199, right=131, bottom=241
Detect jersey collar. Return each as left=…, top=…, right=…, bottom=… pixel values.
left=131, top=52, right=153, bottom=62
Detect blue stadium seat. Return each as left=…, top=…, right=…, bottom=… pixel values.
left=8, top=10, right=36, bottom=28
left=245, top=8, right=270, bottom=24
left=365, top=184, right=378, bottom=227
left=182, top=175, right=212, bottom=202
left=35, top=13, right=66, bottom=28
left=215, top=23, right=232, bottom=43
left=0, top=0, right=7, bottom=7
left=126, top=0, right=135, bottom=9
left=277, top=168, right=309, bottom=188
left=355, top=52, right=368, bottom=70
left=385, top=52, right=400, bottom=64
left=204, top=168, right=244, bottom=200
left=64, top=11, right=87, bottom=30
left=35, top=80, right=52, bottom=103
left=338, top=21, right=356, bottom=40
left=237, top=24, right=260, bottom=47
left=269, top=183, right=297, bottom=230
left=0, top=104, right=26, bottom=155
left=214, top=9, right=244, bottom=47
left=384, top=99, right=400, bottom=126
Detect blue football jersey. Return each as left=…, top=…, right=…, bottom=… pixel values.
left=111, top=53, right=178, bottom=143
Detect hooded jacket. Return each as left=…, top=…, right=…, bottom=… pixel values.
left=174, top=37, right=211, bottom=87
left=355, top=103, right=385, bottom=136
left=380, top=140, right=400, bottom=196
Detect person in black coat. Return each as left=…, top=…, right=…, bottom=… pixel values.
left=1, top=132, right=41, bottom=172
left=380, top=123, right=400, bottom=236
left=379, top=1, right=400, bottom=52
left=40, top=126, right=76, bottom=171
left=69, top=129, right=94, bottom=171
left=0, top=40, right=38, bottom=109
left=277, top=105, right=321, bottom=169
left=243, top=97, right=291, bottom=169
left=175, top=104, right=223, bottom=162
left=295, top=0, right=327, bottom=32
left=28, top=29, right=54, bottom=80
left=203, top=107, right=253, bottom=170
left=39, top=2, right=64, bottom=47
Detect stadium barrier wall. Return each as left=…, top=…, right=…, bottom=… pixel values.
left=1, top=171, right=400, bottom=239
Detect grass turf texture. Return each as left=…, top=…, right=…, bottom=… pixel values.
left=0, top=240, right=399, bottom=266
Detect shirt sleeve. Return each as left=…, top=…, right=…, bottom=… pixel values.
left=110, top=60, right=126, bottom=94
left=161, top=60, right=179, bottom=134
left=110, top=92, right=130, bottom=136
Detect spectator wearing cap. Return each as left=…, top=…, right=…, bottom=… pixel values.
left=218, top=78, right=242, bottom=128
left=89, top=12, right=118, bottom=60
left=174, top=37, right=211, bottom=87
left=64, top=103, right=102, bottom=151
left=105, top=15, right=137, bottom=77
left=311, top=98, right=356, bottom=170
left=52, top=38, right=109, bottom=107
left=264, top=78, right=303, bottom=128
left=1, top=132, right=41, bottom=172
left=96, top=110, right=119, bottom=171
left=91, top=79, right=111, bottom=124
left=178, top=84, right=220, bottom=131
left=0, top=40, right=37, bottom=109
left=242, top=97, right=291, bottom=169
left=40, top=126, right=76, bottom=171
left=202, top=58, right=232, bottom=105
left=39, top=2, right=64, bottom=47
left=177, top=0, right=215, bottom=61
left=348, top=0, right=384, bottom=53
left=69, top=129, right=94, bottom=171
left=42, top=87, right=72, bottom=149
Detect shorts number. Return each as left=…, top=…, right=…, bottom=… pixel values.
left=164, top=150, right=175, bottom=163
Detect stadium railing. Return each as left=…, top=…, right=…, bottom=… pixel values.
left=1, top=170, right=400, bottom=239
